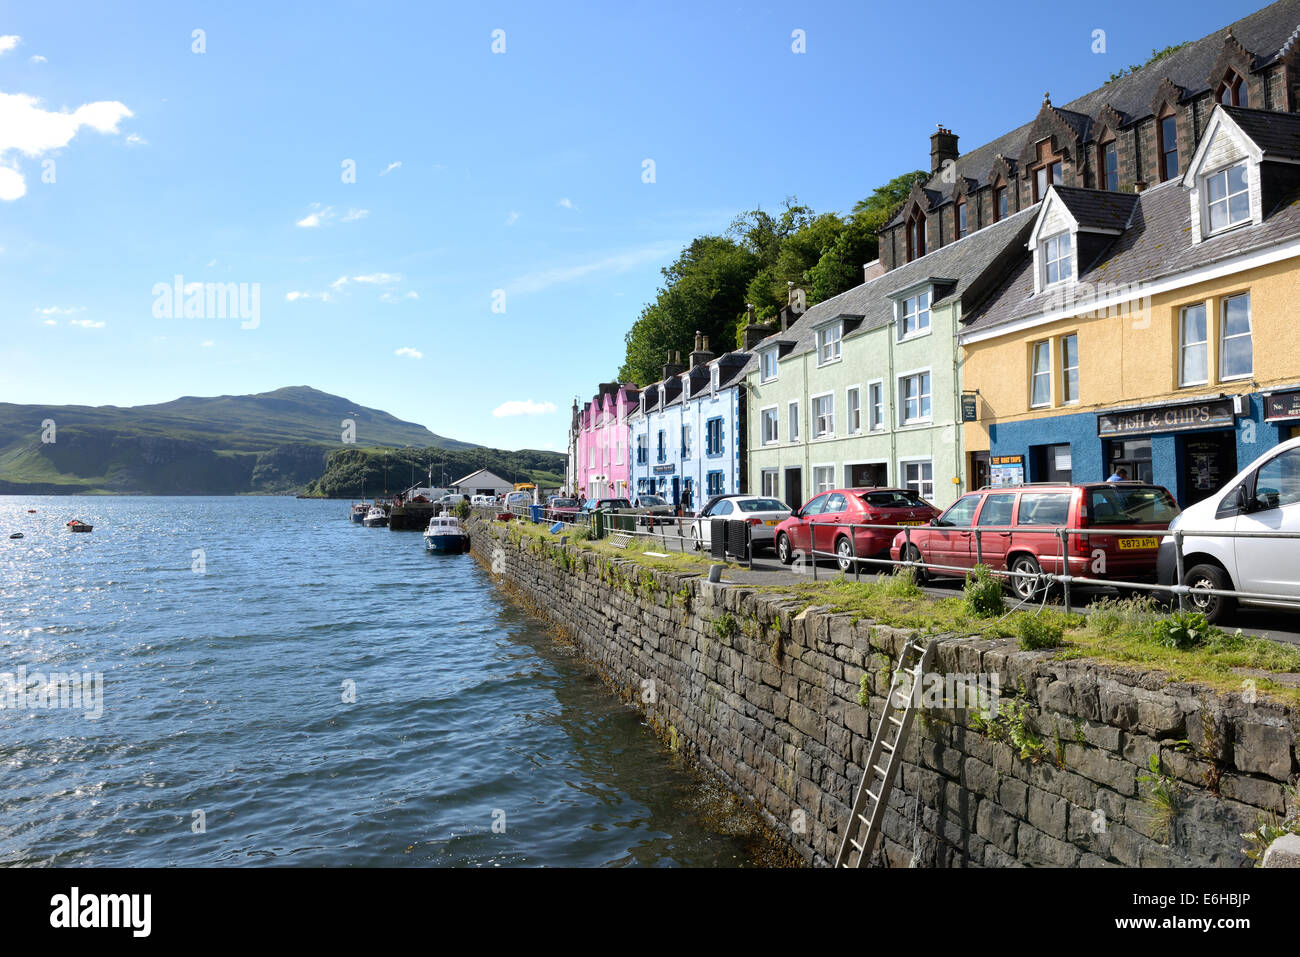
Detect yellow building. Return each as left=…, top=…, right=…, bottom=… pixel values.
left=957, top=105, right=1300, bottom=506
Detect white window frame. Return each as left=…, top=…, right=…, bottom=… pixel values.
left=897, top=369, right=932, bottom=426
left=760, top=468, right=780, bottom=498
left=1179, top=302, right=1209, bottom=387
left=899, top=289, right=932, bottom=340
left=900, top=459, right=935, bottom=501
left=1219, top=292, right=1253, bottom=381
left=811, top=391, right=835, bottom=438
left=816, top=322, right=843, bottom=366
left=760, top=405, right=779, bottom=446
left=788, top=400, right=800, bottom=443
left=1060, top=334, right=1079, bottom=405
left=1041, top=232, right=1073, bottom=287
left=1030, top=340, right=1052, bottom=408
left=1203, top=162, right=1250, bottom=236
left=847, top=386, right=862, bottom=434
left=812, top=463, right=836, bottom=495
left=867, top=380, right=885, bottom=432
left=760, top=348, right=778, bottom=383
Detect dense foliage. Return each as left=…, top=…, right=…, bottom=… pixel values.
left=617, top=172, right=925, bottom=385
left=303, top=446, right=566, bottom=498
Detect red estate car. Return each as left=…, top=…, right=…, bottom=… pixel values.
left=775, top=488, right=940, bottom=570
left=889, top=482, right=1180, bottom=599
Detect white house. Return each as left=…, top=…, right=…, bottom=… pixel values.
left=451, top=469, right=514, bottom=497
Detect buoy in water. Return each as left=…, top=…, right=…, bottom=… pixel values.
left=9, top=533, right=23, bottom=539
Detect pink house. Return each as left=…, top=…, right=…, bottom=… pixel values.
left=574, top=382, right=638, bottom=500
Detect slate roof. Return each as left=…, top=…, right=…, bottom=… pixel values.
left=1222, top=105, right=1300, bottom=159
left=890, top=0, right=1300, bottom=220
left=960, top=176, right=1300, bottom=335
left=749, top=205, right=1040, bottom=364
left=1051, top=186, right=1140, bottom=233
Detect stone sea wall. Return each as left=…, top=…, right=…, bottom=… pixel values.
left=469, top=518, right=1298, bottom=867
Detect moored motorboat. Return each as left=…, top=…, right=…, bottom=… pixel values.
left=362, top=505, right=389, bottom=528
left=349, top=502, right=369, bottom=523
left=66, top=520, right=93, bottom=533
left=423, top=515, right=469, bottom=553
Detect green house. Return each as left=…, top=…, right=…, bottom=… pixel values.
left=745, top=207, right=1036, bottom=511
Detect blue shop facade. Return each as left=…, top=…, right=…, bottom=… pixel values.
left=983, top=391, right=1300, bottom=508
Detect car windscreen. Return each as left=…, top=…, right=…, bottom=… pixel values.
left=738, top=498, right=787, bottom=512
left=859, top=491, right=928, bottom=508
left=640, top=496, right=665, bottom=505
left=1087, top=486, right=1179, bottom=525
left=551, top=499, right=577, bottom=508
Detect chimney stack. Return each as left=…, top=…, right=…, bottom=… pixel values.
left=862, top=259, right=885, bottom=284
left=742, top=323, right=769, bottom=351
left=689, top=332, right=714, bottom=369
left=930, top=125, right=959, bottom=174
left=661, top=349, right=684, bottom=380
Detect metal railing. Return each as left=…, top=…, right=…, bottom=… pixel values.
left=471, top=505, right=1300, bottom=618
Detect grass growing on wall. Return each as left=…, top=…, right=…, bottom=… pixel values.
left=492, top=517, right=731, bottom=575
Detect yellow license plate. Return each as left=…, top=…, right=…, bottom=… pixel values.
left=899, top=520, right=925, bottom=526
left=1118, top=538, right=1158, bottom=550
left=764, top=520, right=778, bottom=526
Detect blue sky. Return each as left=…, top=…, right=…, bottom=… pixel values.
left=0, top=0, right=1253, bottom=451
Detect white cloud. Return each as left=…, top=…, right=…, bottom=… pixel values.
left=295, top=203, right=333, bottom=228
left=379, top=290, right=420, bottom=304
left=352, top=273, right=400, bottom=284
left=42, top=319, right=56, bottom=326
left=0, top=36, right=20, bottom=56
left=29, top=55, right=45, bottom=65
left=508, top=242, right=677, bottom=296
left=557, top=198, right=575, bottom=209
left=200, top=340, right=214, bottom=347
left=394, top=346, right=422, bottom=359
left=493, top=399, right=557, bottom=418
left=380, top=161, right=401, bottom=176
left=504, top=211, right=519, bottom=226
left=206, top=258, right=217, bottom=267
left=125, top=132, right=146, bottom=146
left=285, top=290, right=330, bottom=302
left=69, top=318, right=105, bottom=328
left=342, top=208, right=368, bottom=222
left=0, top=91, right=133, bottom=200
left=36, top=306, right=80, bottom=315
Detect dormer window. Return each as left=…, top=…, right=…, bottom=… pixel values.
left=1158, top=109, right=1179, bottom=181
left=992, top=179, right=1008, bottom=222
left=710, top=366, right=718, bottom=394
left=1204, top=162, right=1249, bottom=234
left=956, top=199, right=968, bottom=239
left=1042, top=232, right=1073, bottom=286
left=1031, top=139, right=1063, bottom=201
left=906, top=210, right=926, bottom=261
left=817, top=322, right=843, bottom=366
left=760, top=348, right=778, bottom=382
left=899, top=289, right=931, bottom=339
left=1217, top=71, right=1248, bottom=107
left=1100, top=138, right=1118, bottom=191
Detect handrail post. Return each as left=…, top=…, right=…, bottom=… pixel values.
left=1174, top=530, right=1186, bottom=612
left=904, top=525, right=913, bottom=578
left=852, top=526, right=860, bottom=582
left=975, top=527, right=983, bottom=567
left=1058, top=527, right=1071, bottom=614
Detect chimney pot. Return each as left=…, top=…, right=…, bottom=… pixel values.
left=930, top=125, right=959, bottom=174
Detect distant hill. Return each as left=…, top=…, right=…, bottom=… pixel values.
left=0, top=386, right=561, bottom=495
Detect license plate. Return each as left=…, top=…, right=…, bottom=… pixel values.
left=764, top=520, right=778, bottom=526
left=899, top=520, right=925, bottom=526
left=1118, top=538, right=1158, bottom=550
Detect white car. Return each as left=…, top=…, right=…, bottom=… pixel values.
left=690, top=495, right=791, bottom=551
left=1157, top=435, right=1300, bottom=623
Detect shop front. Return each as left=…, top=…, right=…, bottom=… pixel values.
left=1264, top=386, right=1300, bottom=443
left=1096, top=395, right=1255, bottom=507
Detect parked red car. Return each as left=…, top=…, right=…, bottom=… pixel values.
left=775, top=488, right=940, bottom=570
left=889, top=482, right=1180, bottom=599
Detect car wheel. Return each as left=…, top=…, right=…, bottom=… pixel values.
left=1183, top=563, right=1234, bottom=625
left=690, top=524, right=701, bottom=551
left=777, top=533, right=793, bottom=566
left=1010, top=555, right=1046, bottom=601
left=835, top=536, right=855, bottom=573
left=903, top=544, right=929, bottom=583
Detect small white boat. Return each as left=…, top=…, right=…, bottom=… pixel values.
left=423, top=515, right=469, bottom=553
left=349, top=502, right=369, bottom=523
left=362, top=505, right=388, bottom=528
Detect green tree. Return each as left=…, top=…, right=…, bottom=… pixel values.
left=616, top=235, right=760, bottom=385
left=806, top=170, right=925, bottom=301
